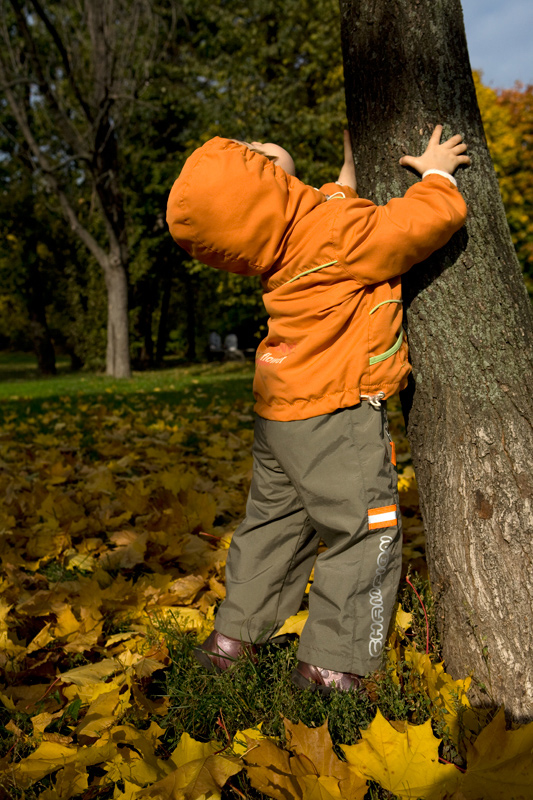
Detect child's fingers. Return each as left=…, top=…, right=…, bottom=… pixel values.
left=428, top=124, right=444, bottom=145
left=451, top=142, right=468, bottom=154
left=399, top=155, right=420, bottom=169
left=444, top=133, right=465, bottom=148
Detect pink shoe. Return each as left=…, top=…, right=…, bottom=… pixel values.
left=193, top=630, right=258, bottom=673
left=291, top=660, right=366, bottom=695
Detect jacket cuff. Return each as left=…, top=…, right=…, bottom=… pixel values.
left=422, top=169, right=457, bottom=187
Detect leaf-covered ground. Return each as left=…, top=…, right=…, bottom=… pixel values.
left=1, top=366, right=532, bottom=800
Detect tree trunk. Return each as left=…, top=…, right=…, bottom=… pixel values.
left=27, top=315, right=56, bottom=376
left=156, top=265, right=173, bottom=366
left=137, top=280, right=155, bottom=368
left=105, top=265, right=131, bottom=378
left=26, top=262, right=56, bottom=375
left=340, top=0, right=533, bottom=721
left=0, top=0, right=133, bottom=379
left=182, top=266, right=197, bottom=362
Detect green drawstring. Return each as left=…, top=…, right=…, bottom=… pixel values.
left=369, top=330, right=404, bottom=365
left=369, top=298, right=402, bottom=315
left=369, top=298, right=404, bottom=365
left=285, top=260, right=338, bottom=285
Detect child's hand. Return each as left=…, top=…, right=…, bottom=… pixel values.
left=337, top=130, right=357, bottom=191
left=399, top=124, right=470, bottom=177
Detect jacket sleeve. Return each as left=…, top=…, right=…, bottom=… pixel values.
left=332, top=175, right=467, bottom=285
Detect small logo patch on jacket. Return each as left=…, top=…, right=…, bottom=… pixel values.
left=257, top=352, right=289, bottom=364
left=256, top=342, right=295, bottom=365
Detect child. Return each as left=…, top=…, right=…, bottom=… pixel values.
left=167, top=126, right=469, bottom=693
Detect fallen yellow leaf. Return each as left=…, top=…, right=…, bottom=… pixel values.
left=60, top=658, right=120, bottom=686
left=298, top=774, right=345, bottom=800
left=136, top=731, right=241, bottom=799
left=232, top=725, right=267, bottom=756
left=405, top=645, right=473, bottom=744
left=341, top=708, right=461, bottom=799
left=453, top=707, right=533, bottom=799
left=275, top=609, right=309, bottom=637
left=244, top=738, right=302, bottom=800
left=5, top=740, right=78, bottom=789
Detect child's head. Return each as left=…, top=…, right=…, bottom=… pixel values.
left=168, top=135, right=324, bottom=276
left=232, top=140, right=296, bottom=176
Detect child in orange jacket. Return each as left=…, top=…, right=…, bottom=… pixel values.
left=167, top=126, right=469, bottom=693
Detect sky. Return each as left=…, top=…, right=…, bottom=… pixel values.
left=461, top=0, right=533, bottom=88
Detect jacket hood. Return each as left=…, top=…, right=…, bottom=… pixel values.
left=166, top=137, right=326, bottom=275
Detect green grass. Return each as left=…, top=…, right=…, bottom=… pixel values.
left=156, top=620, right=440, bottom=800
left=0, top=351, right=74, bottom=381
left=0, top=351, right=255, bottom=415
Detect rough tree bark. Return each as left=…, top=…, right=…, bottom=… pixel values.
left=339, top=0, right=533, bottom=721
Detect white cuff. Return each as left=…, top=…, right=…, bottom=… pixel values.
left=422, top=169, right=457, bottom=187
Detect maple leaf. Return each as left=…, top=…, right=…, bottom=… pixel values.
left=285, top=719, right=367, bottom=800
left=232, top=725, right=268, bottom=756
left=242, top=722, right=367, bottom=800
left=59, top=657, right=121, bottom=686
left=31, top=710, right=64, bottom=739
left=244, top=738, right=303, bottom=800
left=54, top=604, right=81, bottom=638
left=393, top=603, right=413, bottom=636
left=63, top=675, right=128, bottom=706
left=298, top=774, right=348, bottom=800
left=157, top=574, right=206, bottom=606
left=103, top=723, right=171, bottom=786
left=38, top=762, right=89, bottom=799
left=404, top=645, right=474, bottom=745
left=341, top=709, right=461, bottom=799
left=135, top=732, right=241, bottom=799
left=4, top=740, right=79, bottom=789
left=75, top=685, right=130, bottom=742
left=452, top=707, right=533, bottom=799
left=26, top=621, right=54, bottom=652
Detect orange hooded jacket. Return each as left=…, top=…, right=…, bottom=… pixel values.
left=167, top=137, right=467, bottom=421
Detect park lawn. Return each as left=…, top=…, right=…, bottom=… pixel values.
left=0, top=351, right=256, bottom=403
left=2, top=359, right=526, bottom=799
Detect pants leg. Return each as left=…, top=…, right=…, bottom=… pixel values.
left=264, top=402, right=402, bottom=675
left=214, top=416, right=320, bottom=642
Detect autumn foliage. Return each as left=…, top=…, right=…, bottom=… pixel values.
left=1, top=379, right=533, bottom=799
left=474, top=72, right=533, bottom=288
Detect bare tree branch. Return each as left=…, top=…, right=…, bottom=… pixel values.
left=0, top=52, right=110, bottom=270
left=8, top=0, right=87, bottom=156
left=27, top=0, right=94, bottom=125
left=0, top=76, right=34, bottom=90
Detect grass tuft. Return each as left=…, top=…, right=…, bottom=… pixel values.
left=159, top=624, right=377, bottom=751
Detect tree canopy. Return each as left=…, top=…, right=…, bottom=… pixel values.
left=0, top=0, right=531, bottom=371
left=474, top=72, right=533, bottom=291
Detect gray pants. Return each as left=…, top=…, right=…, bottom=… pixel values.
left=214, top=401, right=402, bottom=675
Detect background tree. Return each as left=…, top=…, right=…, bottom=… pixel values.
left=339, top=0, right=533, bottom=720
left=474, top=73, right=533, bottom=293
left=0, top=0, right=180, bottom=377
left=0, top=159, right=57, bottom=374
left=1, top=1, right=531, bottom=373
left=138, top=0, right=349, bottom=362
